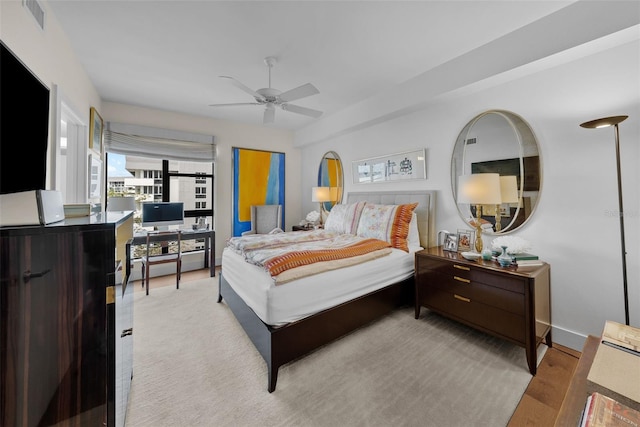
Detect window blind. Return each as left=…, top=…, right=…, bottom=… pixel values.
left=104, top=122, right=216, bottom=162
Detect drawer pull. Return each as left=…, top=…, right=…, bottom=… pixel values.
left=453, top=276, right=471, bottom=284
left=453, top=265, right=470, bottom=271
left=454, top=294, right=471, bottom=303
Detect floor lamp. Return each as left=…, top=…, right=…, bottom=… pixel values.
left=580, top=115, right=629, bottom=325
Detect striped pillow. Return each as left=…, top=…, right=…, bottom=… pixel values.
left=324, top=201, right=366, bottom=234
left=356, top=202, right=419, bottom=252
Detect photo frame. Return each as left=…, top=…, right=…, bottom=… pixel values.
left=88, top=154, right=102, bottom=199
left=352, top=148, right=426, bottom=184
left=232, top=147, right=285, bottom=237
left=457, top=229, right=474, bottom=252
left=89, top=107, right=103, bottom=153
left=443, top=232, right=459, bottom=252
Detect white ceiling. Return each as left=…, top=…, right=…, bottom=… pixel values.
left=47, top=1, right=574, bottom=131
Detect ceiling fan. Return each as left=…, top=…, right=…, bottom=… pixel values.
left=209, top=56, right=323, bottom=124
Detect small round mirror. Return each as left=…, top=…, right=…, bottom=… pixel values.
left=317, top=151, right=343, bottom=212
left=451, top=110, right=541, bottom=234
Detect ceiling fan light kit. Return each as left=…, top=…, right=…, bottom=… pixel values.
left=210, top=56, right=323, bottom=124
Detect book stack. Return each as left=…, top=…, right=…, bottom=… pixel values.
left=586, top=321, right=640, bottom=411
left=580, top=392, right=640, bottom=426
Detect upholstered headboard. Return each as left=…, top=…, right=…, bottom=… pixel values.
left=346, top=190, right=436, bottom=249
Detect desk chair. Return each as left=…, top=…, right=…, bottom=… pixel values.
left=140, top=230, right=182, bottom=295
left=242, top=204, right=283, bottom=235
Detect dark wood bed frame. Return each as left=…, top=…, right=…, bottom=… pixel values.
left=217, top=190, right=435, bottom=392
left=217, top=273, right=412, bottom=392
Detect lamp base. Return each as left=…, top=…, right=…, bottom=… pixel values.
left=474, top=223, right=483, bottom=253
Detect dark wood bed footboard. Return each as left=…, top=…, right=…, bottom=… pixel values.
left=217, top=272, right=413, bottom=392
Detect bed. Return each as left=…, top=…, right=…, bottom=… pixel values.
left=217, top=190, right=436, bottom=392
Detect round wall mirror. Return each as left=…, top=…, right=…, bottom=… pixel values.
left=451, top=110, right=541, bottom=234
left=317, top=151, right=344, bottom=212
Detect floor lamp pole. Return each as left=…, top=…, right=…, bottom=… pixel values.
left=613, top=123, right=630, bottom=325
left=580, top=115, right=629, bottom=325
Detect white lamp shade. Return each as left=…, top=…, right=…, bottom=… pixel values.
left=457, top=173, right=502, bottom=205
left=499, top=176, right=519, bottom=204
left=312, top=186, right=331, bottom=203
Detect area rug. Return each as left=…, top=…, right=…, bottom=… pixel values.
left=125, top=278, right=545, bottom=426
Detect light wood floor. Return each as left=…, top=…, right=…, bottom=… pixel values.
left=137, top=268, right=580, bottom=425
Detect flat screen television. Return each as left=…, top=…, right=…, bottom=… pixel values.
left=141, top=202, right=184, bottom=228
left=1, top=42, right=50, bottom=194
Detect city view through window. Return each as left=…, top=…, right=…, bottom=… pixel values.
left=107, top=153, right=214, bottom=258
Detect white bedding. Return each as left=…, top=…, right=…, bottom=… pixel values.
left=222, top=245, right=418, bottom=326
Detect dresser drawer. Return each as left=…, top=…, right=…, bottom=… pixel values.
left=416, top=257, right=525, bottom=294
left=421, top=287, right=526, bottom=343
left=417, top=270, right=524, bottom=316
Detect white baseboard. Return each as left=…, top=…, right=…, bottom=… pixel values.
left=551, top=325, right=588, bottom=352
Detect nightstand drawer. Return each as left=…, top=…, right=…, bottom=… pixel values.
left=416, top=258, right=525, bottom=294
left=417, top=270, right=524, bottom=316
left=422, top=287, right=526, bottom=343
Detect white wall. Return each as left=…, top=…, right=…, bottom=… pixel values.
left=299, top=39, right=640, bottom=351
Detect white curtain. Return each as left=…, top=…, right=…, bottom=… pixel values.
left=104, top=122, right=215, bottom=162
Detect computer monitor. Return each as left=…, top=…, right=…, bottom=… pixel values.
left=141, top=202, right=184, bottom=229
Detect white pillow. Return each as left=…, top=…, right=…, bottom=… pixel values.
left=324, top=201, right=366, bottom=234
left=407, top=212, right=421, bottom=251
left=356, top=202, right=418, bottom=252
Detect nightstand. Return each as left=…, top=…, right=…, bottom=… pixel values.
left=414, top=246, right=552, bottom=375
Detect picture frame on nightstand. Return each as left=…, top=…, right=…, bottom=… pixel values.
left=443, top=232, right=459, bottom=252
left=457, top=229, right=474, bottom=252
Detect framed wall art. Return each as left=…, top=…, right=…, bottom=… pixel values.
left=232, top=147, right=285, bottom=237
left=89, top=107, right=103, bottom=154
left=352, top=148, right=426, bottom=184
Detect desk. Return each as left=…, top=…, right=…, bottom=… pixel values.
left=554, top=335, right=599, bottom=426
left=131, top=229, right=215, bottom=277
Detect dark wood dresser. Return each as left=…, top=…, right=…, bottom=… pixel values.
left=0, top=212, right=133, bottom=427
left=415, top=246, right=551, bottom=375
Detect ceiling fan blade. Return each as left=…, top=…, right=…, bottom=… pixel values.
left=278, top=83, right=319, bottom=103
left=281, top=103, right=323, bottom=118
left=219, top=76, right=264, bottom=101
left=263, top=105, right=275, bottom=124
left=208, top=102, right=261, bottom=107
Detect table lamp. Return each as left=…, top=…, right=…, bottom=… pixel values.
left=311, top=186, right=331, bottom=226
left=457, top=173, right=502, bottom=252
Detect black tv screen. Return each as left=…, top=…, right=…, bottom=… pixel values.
left=1, top=42, right=50, bottom=194
left=141, top=202, right=184, bottom=228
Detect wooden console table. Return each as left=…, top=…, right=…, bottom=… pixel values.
left=415, top=246, right=551, bottom=375
left=554, top=335, right=600, bottom=426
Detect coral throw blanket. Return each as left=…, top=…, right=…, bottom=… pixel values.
left=226, top=230, right=392, bottom=284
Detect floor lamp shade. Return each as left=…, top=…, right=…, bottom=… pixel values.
left=580, top=115, right=629, bottom=325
